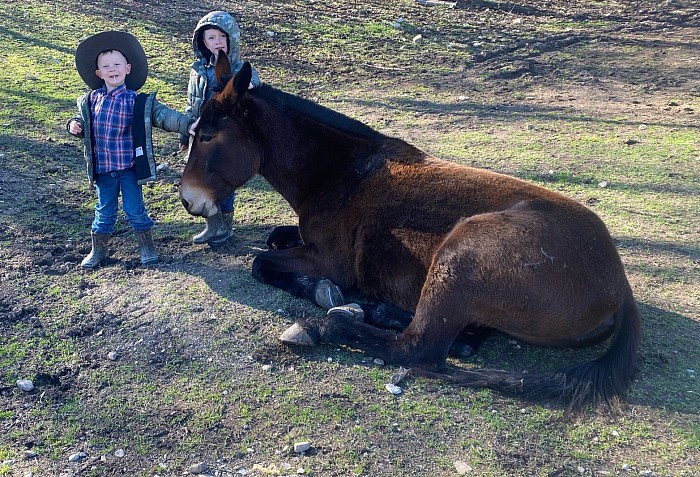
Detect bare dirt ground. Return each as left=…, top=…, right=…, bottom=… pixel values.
left=1, top=0, right=699, bottom=475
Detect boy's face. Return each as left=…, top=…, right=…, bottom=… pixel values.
left=202, top=28, right=228, bottom=56
left=95, top=50, right=131, bottom=91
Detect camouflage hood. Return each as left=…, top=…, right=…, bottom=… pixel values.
left=192, top=11, right=241, bottom=65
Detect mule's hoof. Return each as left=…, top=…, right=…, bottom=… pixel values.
left=314, top=279, right=345, bottom=309
left=328, top=303, right=364, bottom=321
left=280, top=323, right=317, bottom=346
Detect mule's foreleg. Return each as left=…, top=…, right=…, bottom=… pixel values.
left=266, top=225, right=304, bottom=251
left=252, top=249, right=345, bottom=309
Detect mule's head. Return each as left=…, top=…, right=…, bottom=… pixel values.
left=179, top=57, right=261, bottom=217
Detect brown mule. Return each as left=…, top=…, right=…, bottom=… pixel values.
left=179, top=57, right=641, bottom=410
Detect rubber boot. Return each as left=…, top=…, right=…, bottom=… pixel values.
left=207, top=212, right=234, bottom=246
left=135, top=230, right=159, bottom=265
left=193, top=209, right=230, bottom=244
left=81, top=232, right=110, bottom=269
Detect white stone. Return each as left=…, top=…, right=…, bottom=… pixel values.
left=17, top=379, right=34, bottom=392
left=454, top=461, right=472, bottom=474
left=385, top=383, right=402, bottom=395
left=294, top=441, right=311, bottom=453
left=114, top=449, right=125, bottom=458
left=107, top=351, right=119, bottom=361
left=68, top=452, right=86, bottom=462
left=373, top=358, right=385, bottom=365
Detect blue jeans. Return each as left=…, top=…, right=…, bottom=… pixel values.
left=221, top=192, right=235, bottom=214
left=92, top=167, right=154, bottom=234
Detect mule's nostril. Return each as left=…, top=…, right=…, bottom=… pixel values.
left=181, top=198, right=189, bottom=210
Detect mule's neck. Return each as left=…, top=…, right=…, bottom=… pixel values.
left=248, top=88, right=387, bottom=212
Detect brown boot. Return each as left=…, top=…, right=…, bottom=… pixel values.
left=81, top=232, right=110, bottom=269
left=135, top=230, right=159, bottom=265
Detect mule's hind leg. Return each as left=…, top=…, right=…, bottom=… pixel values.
left=360, top=301, right=413, bottom=330
left=281, top=306, right=435, bottom=366
left=266, top=225, right=304, bottom=251
left=358, top=301, right=484, bottom=358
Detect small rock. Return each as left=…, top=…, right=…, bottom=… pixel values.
left=385, top=383, right=402, bottom=395
left=454, top=460, right=473, bottom=474
left=578, top=466, right=586, bottom=473
left=107, top=351, right=119, bottom=361
left=24, top=450, right=38, bottom=459
left=188, top=462, right=208, bottom=474
left=412, top=34, right=422, bottom=44
left=294, top=441, right=311, bottom=453
left=114, top=449, right=125, bottom=458
left=262, top=364, right=272, bottom=372
left=68, top=452, right=87, bottom=462
left=156, top=163, right=169, bottom=172
left=598, top=181, right=608, bottom=188
left=17, top=379, right=34, bottom=392
left=373, top=358, right=385, bottom=365
left=297, top=468, right=305, bottom=474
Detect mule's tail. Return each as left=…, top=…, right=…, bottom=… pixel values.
left=424, top=292, right=641, bottom=411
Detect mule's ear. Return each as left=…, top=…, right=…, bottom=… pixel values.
left=233, top=62, right=253, bottom=97
left=214, top=52, right=232, bottom=85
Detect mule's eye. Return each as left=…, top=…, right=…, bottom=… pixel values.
left=200, top=134, right=214, bottom=143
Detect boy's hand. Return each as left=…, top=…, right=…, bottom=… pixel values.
left=67, top=119, right=84, bottom=137
left=171, top=142, right=189, bottom=157
left=188, top=118, right=200, bottom=136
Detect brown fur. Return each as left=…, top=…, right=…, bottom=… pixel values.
left=179, top=59, right=641, bottom=410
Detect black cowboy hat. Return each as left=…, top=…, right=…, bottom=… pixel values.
left=75, top=31, right=148, bottom=90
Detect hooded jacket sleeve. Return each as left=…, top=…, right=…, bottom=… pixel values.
left=152, top=98, right=194, bottom=137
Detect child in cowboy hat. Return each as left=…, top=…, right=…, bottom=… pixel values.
left=67, top=31, right=194, bottom=268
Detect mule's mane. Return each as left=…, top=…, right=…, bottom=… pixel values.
left=251, top=84, right=385, bottom=140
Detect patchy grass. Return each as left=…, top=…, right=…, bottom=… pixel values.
left=0, top=0, right=699, bottom=475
